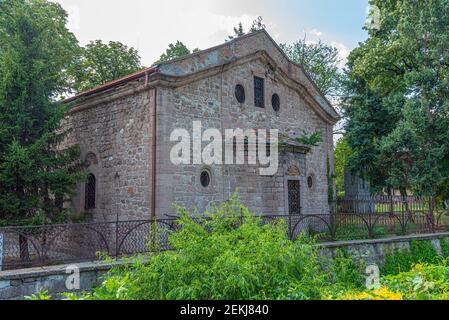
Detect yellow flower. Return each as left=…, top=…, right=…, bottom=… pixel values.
left=336, top=287, right=403, bottom=300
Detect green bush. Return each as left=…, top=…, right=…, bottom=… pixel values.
left=69, top=197, right=361, bottom=300
left=382, top=249, right=413, bottom=276
left=327, top=249, right=365, bottom=293
left=440, top=239, right=449, bottom=258
left=383, top=260, right=449, bottom=300
left=333, top=259, right=449, bottom=300
left=382, top=240, right=442, bottom=276
left=410, top=240, right=439, bottom=264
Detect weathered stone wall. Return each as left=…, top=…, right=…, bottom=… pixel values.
left=62, top=87, right=154, bottom=221
left=157, top=30, right=337, bottom=122
left=319, top=233, right=449, bottom=267
left=0, top=261, right=118, bottom=300
left=157, top=58, right=333, bottom=216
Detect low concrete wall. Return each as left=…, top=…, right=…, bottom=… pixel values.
left=2, top=233, right=449, bottom=300
left=319, top=232, right=449, bottom=266
left=0, top=260, right=123, bottom=300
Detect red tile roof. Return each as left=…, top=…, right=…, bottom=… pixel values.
left=63, top=66, right=158, bottom=104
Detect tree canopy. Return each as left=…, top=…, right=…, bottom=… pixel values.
left=281, top=39, right=344, bottom=98
left=334, top=138, right=354, bottom=198
left=343, top=0, right=449, bottom=197
left=69, top=40, right=143, bottom=93
left=0, top=0, right=84, bottom=225
left=157, top=41, right=199, bottom=63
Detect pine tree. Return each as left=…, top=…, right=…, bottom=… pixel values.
left=0, top=0, right=84, bottom=226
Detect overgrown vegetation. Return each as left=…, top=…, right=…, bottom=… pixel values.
left=26, top=200, right=449, bottom=300
left=382, top=240, right=449, bottom=276
left=383, top=262, right=449, bottom=300
left=44, top=199, right=365, bottom=300
left=336, top=261, right=449, bottom=300
left=331, top=240, right=449, bottom=300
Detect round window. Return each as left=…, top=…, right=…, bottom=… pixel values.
left=271, top=94, right=280, bottom=112
left=235, top=84, right=245, bottom=103
left=200, top=170, right=211, bottom=188
left=307, top=176, right=313, bottom=189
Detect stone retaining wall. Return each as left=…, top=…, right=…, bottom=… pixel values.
left=0, top=260, right=123, bottom=300
left=319, top=232, right=449, bottom=266
left=2, top=233, right=449, bottom=300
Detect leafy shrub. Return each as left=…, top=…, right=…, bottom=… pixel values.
left=440, top=239, right=449, bottom=258
left=334, top=259, right=449, bottom=300
left=25, top=289, right=51, bottom=300
left=382, top=249, right=414, bottom=276
left=383, top=261, right=449, bottom=300
left=410, top=240, right=439, bottom=265
left=71, top=197, right=362, bottom=300
left=327, top=249, right=365, bottom=293
left=382, top=240, right=441, bottom=276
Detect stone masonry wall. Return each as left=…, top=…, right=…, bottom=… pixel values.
left=319, top=233, right=449, bottom=267
left=157, top=58, right=333, bottom=216
left=0, top=261, right=118, bottom=300
left=62, top=87, right=154, bottom=221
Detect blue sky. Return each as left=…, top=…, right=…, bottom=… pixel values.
left=267, top=0, right=369, bottom=47
left=54, top=0, right=370, bottom=67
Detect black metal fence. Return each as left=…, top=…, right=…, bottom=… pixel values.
left=333, top=196, right=436, bottom=215
left=0, top=219, right=177, bottom=271
left=262, top=211, right=449, bottom=243
left=1, top=197, right=448, bottom=271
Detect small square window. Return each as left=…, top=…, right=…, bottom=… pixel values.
left=254, top=76, right=265, bottom=108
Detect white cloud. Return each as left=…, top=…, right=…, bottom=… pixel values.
left=300, top=28, right=352, bottom=69
left=331, top=41, right=351, bottom=69
left=53, top=0, right=260, bottom=65
left=308, top=28, right=324, bottom=38
left=53, top=1, right=353, bottom=69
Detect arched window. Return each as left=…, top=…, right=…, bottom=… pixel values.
left=308, top=176, right=314, bottom=189
left=200, top=169, right=211, bottom=188
left=235, top=84, right=245, bottom=103
left=85, top=173, right=96, bottom=210
left=271, top=93, right=280, bottom=112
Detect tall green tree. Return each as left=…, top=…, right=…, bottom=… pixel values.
left=281, top=39, right=344, bottom=98
left=70, top=40, right=142, bottom=93
left=157, top=41, right=199, bottom=63
left=0, top=0, right=84, bottom=225
left=344, top=0, right=449, bottom=197
left=334, top=138, right=354, bottom=198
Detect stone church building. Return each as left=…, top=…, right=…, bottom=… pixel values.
left=62, top=30, right=339, bottom=222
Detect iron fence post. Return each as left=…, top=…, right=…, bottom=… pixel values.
left=115, top=222, right=119, bottom=257
left=330, top=204, right=336, bottom=241
left=429, top=197, right=435, bottom=233
left=368, top=214, right=374, bottom=239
